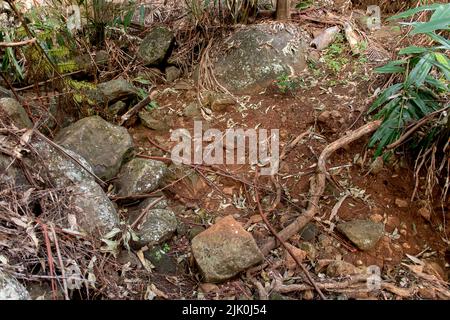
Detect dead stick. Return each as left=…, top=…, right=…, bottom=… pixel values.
left=0, top=38, right=36, bottom=47
left=130, top=196, right=164, bottom=229
left=260, top=120, right=382, bottom=255
left=119, top=87, right=156, bottom=126
left=254, top=170, right=327, bottom=300
left=50, top=224, right=69, bottom=300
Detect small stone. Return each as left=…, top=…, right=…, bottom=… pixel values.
left=144, top=245, right=178, bottom=274
left=199, top=283, right=219, bottom=294
left=369, top=156, right=384, bottom=174
left=108, top=101, right=127, bottom=116
left=326, top=260, right=358, bottom=277
left=400, top=229, right=407, bottom=236
left=138, top=110, right=170, bottom=132
left=418, top=287, right=436, bottom=299
left=356, top=260, right=364, bottom=266
left=303, top=290, right=314, bottom=300
left=0, top=97, right=33, bottom=128
left=337, top=220, right=384, bottom=251
left=318, top=110, right=331, bottom=122
left=299, top=242, right=317, bottom=260
left=284, top=243, right=307, bottom=270
left=418, top=207, right=431, bottom=221
left=183, top=102, right=202, bottom=119
left=97, top=78, right=138, bottom=104
left=395, top=198, right=409, bottom=208
left=402, top=243, right=411, bottom=250
left=165, top=66, right=181, bottom=82
left=370, top=214, right=384, bottom=223
left=134, top=209, right=178, bottom=247
left=116, top=158, right=167, bottom=197
left=299, top=223, right=317, bottom=241
left=191, top=215, right=264, bottom=283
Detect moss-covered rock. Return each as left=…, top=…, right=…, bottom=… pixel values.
left=138, top=26, right=174, bottom=66
left=55, top=116, right=134, bottom=180
left=212, top=23, right=310, bottom=94
left=0, top=98, right=33, bottom=129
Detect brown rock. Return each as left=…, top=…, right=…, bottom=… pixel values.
left=326, top=260, right=358, bottom=277
left=191, top=215, right=264, bottom=282
left=370, top=214, right=384, bottom=223
left=395, top=198, right=409, bottom=208
left=199, top=283, right=219, bottom=293
left=418, top=207, right=431, bottom=221
left=284, top=243, right=306, bottom=270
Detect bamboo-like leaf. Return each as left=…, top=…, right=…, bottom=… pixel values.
left=398, top=46, right=430, bottom=55
left=388, top=3, right=443, bottom=20
left=424, top=76, right=448, bottom=92
left=410, top=17, right=450, bottom=35
left=369, top=83, right=403, bottom=113
left=427, top=32, right=450, bottom=50
left=375, top=60, right=407, bottom=73
left=405, top=53, right=433, bottom=88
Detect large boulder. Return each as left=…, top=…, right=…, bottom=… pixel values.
left=212, top=23, right=309, bottom=94
left=30, top=138, right=120, bottom=236
left=55, top=116, right=134, bottom=180
left=0, top=271, right=31, bottom=300
left=0, top=98, right=33, bottom=128
left=115, top=158, right=167, bottom=197
left=138, top=26, right=174, bottom=66
left=191, top=215, right=264, bottom=282
left=337, top=220, right=385, bottom=251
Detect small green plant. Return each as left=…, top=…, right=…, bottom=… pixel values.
left=323, top=34, right=349, bottom=73
left=296, top=0, right=313, bottom=10
left=275, top=73, right=301, bottom=95
left=367, top=3, right=449, bottom=158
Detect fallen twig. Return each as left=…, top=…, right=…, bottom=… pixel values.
left=119, top=88, right=156, bottom=126
left=254, top=170, right=326, bottom=300
left=0, top=38, right=36, bottom=47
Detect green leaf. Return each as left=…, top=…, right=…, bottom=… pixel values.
left=398, top=46, right=430, bottom=55
left=431, top=52, right=450, bottom=80
left=375, top=60, right=407, bottom=73
left=405, top=53, right=433, bottom=88
left=424, top=76, right=448, bottom=92
left=388, top=3, right=443, bottom=20
left=368, top=83, right=403, bottom=113
left=427, top=32, right=450, bottom=50
left=410, top=91, right=433, bottom=116
left=410, top=17, right=450, bottom=35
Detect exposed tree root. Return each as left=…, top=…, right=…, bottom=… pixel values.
left=260, top=120, right=382, bottom=255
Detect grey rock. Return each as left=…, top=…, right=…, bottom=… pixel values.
left=299, top=223, right=317, bottom=241
left=116, top=158, right=167, bottom=197
left=337, top=220, right=384, bottom=251
left=0, top=153, right=29, bottom=189
left=144, top=245, right=178, bottom=275
left=138, top=26, right=174, bottom=66
left=165, top=66, right=181, bottom=82
left=134, top=208, right=178, bottom=247
left=182, top=102, right=202, bottom=119
left=138, top=109, right=170, bottom=132
left=108, top=101, right=127, bottom=116
left=0, top=85, right=13, bottom=98
left=0, top=271, right=31, bottom=300
left=30, top=138, right=120, bottom=236
left=55, top=116, right=134, bottom=180
left=97, top=78, right=138, bottom=104
left=212, top=23, right=309, bottom=94
left=191, top=215, right=264, bottom=283
left=0, top=97, right=33, bottom=128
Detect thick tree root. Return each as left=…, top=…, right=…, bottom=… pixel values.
left=260, top=120, right=382, bottom=255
